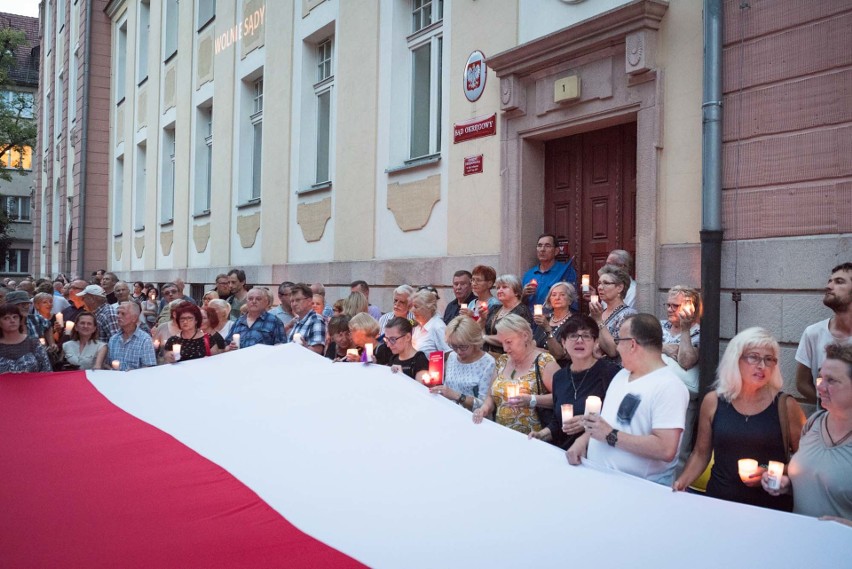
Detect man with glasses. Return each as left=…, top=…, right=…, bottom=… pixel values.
left=156, top=283, right=182, bottom=326
left=214, top=274, right=231, bottom=300
left=270, top=281, right=296, bottom=328
left=567, top=313, right=688, bottom=485
left=287, top=283, right=326, bottom=354
left=224, top=288, right=286, bottom=350
left=521, top=233, right=578, bottom=312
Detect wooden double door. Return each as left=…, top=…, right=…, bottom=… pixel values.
left=544, top=123, right=637, bottom=284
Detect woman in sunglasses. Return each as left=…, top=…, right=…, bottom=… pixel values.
left=384, top=316, right=429, bottom=381
left=674, top=327, right=805, bottom=511
left=430, top=315, right=495, bottom=412
left=529, top=315, right=619, bottom=450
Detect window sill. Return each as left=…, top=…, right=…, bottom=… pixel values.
left=236, top=198, right=261, bottom=210
left=407, top=20, right=443, bottom=44
left=197, top=16, right=215, bottom=34
left=113, top=232, right=123, bottom=238
left=137, top=76, right=149, bottom=89
left=193, top=210, right=211, bottom=220
left=386, top=153, right=441, bottom=175
left=296, top=181, right=332, bottom=196
left=134, top=226, right=145, bottom=232
left=159, top=219, right=173, bottom=228
left=163, top=51, right=178, bottom=66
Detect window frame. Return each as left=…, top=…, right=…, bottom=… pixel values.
left=406, top=7, right=443, bottom=161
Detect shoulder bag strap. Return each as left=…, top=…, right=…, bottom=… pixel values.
left=204, top=334, right=211, bottom=357
left=534, top=354, right=543, bottom=395
left=778, top=393, right=791, bottom=461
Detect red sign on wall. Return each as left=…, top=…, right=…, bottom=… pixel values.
left=453, top=114, right=497, bottom=144
left=464, top=155, right=484, bottom=176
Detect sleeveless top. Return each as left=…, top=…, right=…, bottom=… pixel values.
left=706, top=393, right=793, bottom=511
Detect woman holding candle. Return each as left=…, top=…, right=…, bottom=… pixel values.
left=383, top=317, right=429, bottom=381
left=208, top=299, right=234, bottom=338
left=430, top=315, right=496, bottom=412
left=141, top=286, right=160, bottom=329
left=164, top=303, right=225, bottom=362
left=532, top=281, right=577, bottom=367
left=673, top=327, right=805, bottom=512
left=131, top=281, right=146, bottom=303
left=472, top=314, right=558, bottom=435
left=346, top=313, right=392, bottom=364
left=589, top=264, right=636, bottom=363
left=0, top=304, right=52, bottom=373
left=325, top=315, right=354, bottom=361
left=529, top=315, right=620, bottom=449
left=480, top=274, right=533, bottom=356
left=61, top=312, right=107, bottom=370
left=410, top=288, right=450, bottom=354
left=461, top=265, right=501, bottom=315
left=760, top=344, right=852, bottom=526
left=661, top=286, right=701, bottom=370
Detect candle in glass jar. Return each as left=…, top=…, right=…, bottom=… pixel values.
left=585, top=396, right=602, bottom=415
left=56, top=312, right=64, bottom=326
left=766, top=461, right=784, bottom=490
left=111, top=360, right=120, bottom=370
left=738, top=458, right=759, bottom=483
left=232, top=334, right=240, bottom=349
left=533, top=304, right=543, bottom=317
left=365, top=343, right=374, bottom=362
left=561, top=404, right=574, bottom=423
left=581, top=274, right=590, bottom=293
left=346, top=348, right=358, bottom=358
left=65, top=321, right=74, bottom=334
left=590, top=294, right=599, bottom=305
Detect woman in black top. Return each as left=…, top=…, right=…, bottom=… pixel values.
left=529, top=315, right=619, bottom=449
left=532, top=281, right=577, bottom=368
left=165, top=304, right=225, bottom=362
left=480, top=274, right=532, bottom=355
left=383, top=317, right=428, bottom=381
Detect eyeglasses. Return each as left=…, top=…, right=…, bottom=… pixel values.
left=613, top=336, right=635, bottom=345
left=384, top=334, right=407, bottom=346
left=566, top=333, right=594, bottom=342
left=536, top=243, right=555, bottom=249
left=741, top=353, right=778, bottom=368
left=664, top=303, right=681, bottom=310
left=449, top=343, right=471, bottom=352
left=598, top=281, right=618, bottom=287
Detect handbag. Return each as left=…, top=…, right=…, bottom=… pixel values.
left=533, top=354, right=554, bottom=427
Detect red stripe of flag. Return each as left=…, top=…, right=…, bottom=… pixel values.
left=0, top=372, right=365, bottom=569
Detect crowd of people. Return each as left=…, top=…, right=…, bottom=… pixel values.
left=0, top=245, right=849, bottom=528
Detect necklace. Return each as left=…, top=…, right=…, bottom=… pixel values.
left=570, top=366, right=592, bottom=400
left=550, top=312, right=570, bottom=329
left=825, top=415, right=852, bottom=447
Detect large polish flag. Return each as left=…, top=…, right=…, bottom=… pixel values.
left=1, top=344, right=850, bottom=568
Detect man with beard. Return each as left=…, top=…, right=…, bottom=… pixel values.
left=796, top=262, right=852, bottom=404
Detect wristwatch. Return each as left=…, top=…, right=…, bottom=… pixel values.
left=606, top=429, right=619, bottom=447
left=457, top=393, right=467, bottom=406
left=529, top=395, right=537, bottom=409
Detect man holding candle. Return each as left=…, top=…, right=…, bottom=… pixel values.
left=225, top=288, right=286, bottom=350
left=567, top=314, right=688, bottom=486
left=107, top=302, right=156, bottom=371
left=521, top=234, right=578, bottom=313
left=285, top=284, right=326, bottom=354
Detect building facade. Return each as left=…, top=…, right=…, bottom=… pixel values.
left=33, top=0, right=112, bottom=280
left=0, top=13, right=39, bottom=279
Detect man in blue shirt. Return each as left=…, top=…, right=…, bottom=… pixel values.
left=521, top=233, right=578, bottom=311
left=225, top=288, right=286, bottom=349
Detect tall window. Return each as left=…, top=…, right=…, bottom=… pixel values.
left=250, top=79, right=263, bottom=199
left=164, top=0, right=179, bottom=61
left=0, top=146, right=33, bottom=170
left=137, top=0, right=150, bottom=83
left=116, top=21, right=127, bottom=102
left=193, top=107, right=212, bottom=213
left=3, top=249, right=29, bottom=274
left=134, top=143, right=147, bottom=230
left=57, top=0, right=66, bottom=30
left=52, top=181, right=60, bottom=242
left=4, top=196, right=31, bottom=221
left=315, top=38, right=333, bottom=184
left=408, top=0, right=443, bottom=159
left=1, top=91, right=34, bottom=118
left=113, top=156, right=124, bottom=235
left=55, top=77, right=64, bottom=139
left=197, top=0, right=216, bottom=30
left=161, top=127, right=175, bottom=222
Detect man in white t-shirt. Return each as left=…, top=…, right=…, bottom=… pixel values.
left=567, top=313, right=688, bottom=485
left=795, top=262, right=852, bottom=405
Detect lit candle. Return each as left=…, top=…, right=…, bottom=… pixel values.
left=533, top=304, right=544, bottom=317
left=65, top=321, right=74, bottom=334
left=737, top=458, right=759, bottom=483
left=590, top=294, right=599, bottom=305
left=293, top=333, right=303, bottom=345
left=153, top=339, right=161, bottom=350
left=585, top=396, right=602, bottom=415
left=506, top=384, right=519, bottom=399
left=111, top=360, right=120, bottom=370
left=39, top=338, right=46, bottom=346
left=232, top=333, right=240, bottom=349
left=346, top=348, right=359, bottom=358
left=581, top=274, right=590, bottom=293
left=365, top=343, right=374, bottom=362
left=766, top=460, right=784, bottom=490
left=816, top=376, right=823, bottom=387
left=56, top=312, right=64, bottom=326
left=561, top=403, right=574, bottom=423
left=529, top=279, right=537, bottom=286
left=429, top=371, right=440, bottom=386
left=172, top=344, right=181, bottom=362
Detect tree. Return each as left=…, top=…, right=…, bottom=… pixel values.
left=0, top=26, right=38, bottom=268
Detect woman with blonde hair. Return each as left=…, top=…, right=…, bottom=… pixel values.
left=480, top=274, right=532, bottom=355
left=674, top=327, right=805, bottom=511
left=473, top=314, right=557, bottom=434
left=343, top=291, right=369, bottom=318
left=346, top=312, right=392, bottom=364
left=209, top=299, right=233, bottom=338
left=431, top=315, right=496, bottom=412
left=410, top=288, right=450, bottom=354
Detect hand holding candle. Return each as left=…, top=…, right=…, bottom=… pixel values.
left=171, top=344, right=181, bottom=362
left=533, top=304, right=543, bottom=317
left=56, top=312, right=64, bottom=327
left=364, top=343, right=374, bottom=363
left=293, top=333, right=304, bottom=346
left=232, top=333, right=240, bottom=349
left=111, top=360, right=120, bottom=370
left=737, top=458, right=761, bottom=485
left=585, top=396, right=602, bottom=415
left=766, top=461, right=784, bottom=490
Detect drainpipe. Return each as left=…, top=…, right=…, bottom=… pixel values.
left=76, top=0, right=93, bottom=278
left=699, top=0, right=724, bottom=395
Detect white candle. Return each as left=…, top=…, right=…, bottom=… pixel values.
left=365, top=343, right=374, bottom=361
left=65, top=321, right=74, bottom=334
left=56, top=312, right=64, bottom=326
left=533, top=304, right=543, bottom=317
left=506, top=384, right=519, bottom=399
left=590, top=294, right=599, bottom=305
left=293, top=333, right=303, bottom=345
left=561, top=403, right=574, bottom=423
left=172, top=344, right=181, bottom=362
left=111, top=360, right=120, bottom=370
left=738, top=458, right=759, bottom=483
left=153, top=339, right=161, bottom=350
left=346, top=348, right=359, bottom=357
left=585, top=396, right=602, bottom=415
left=39, top=338, right=46, bottom=346
left=581, top=274, right=590, bottom=293
left=766, top=460, right=784, bottom=490
left=232, top=333, right=240, bottom=349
